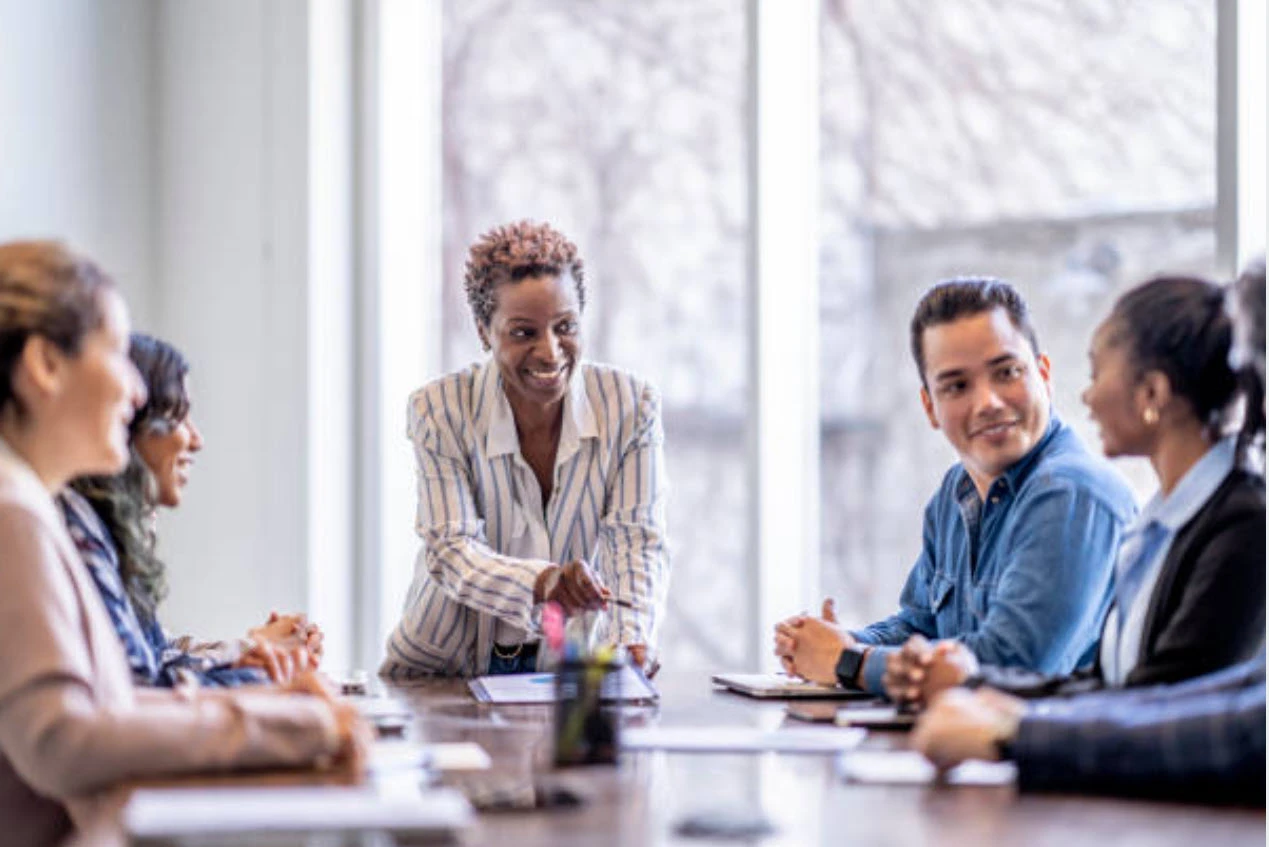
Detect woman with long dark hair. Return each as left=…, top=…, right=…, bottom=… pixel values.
left=58, top=334, right=322, bottom=687
left=0, top=241, right=366, bottom=845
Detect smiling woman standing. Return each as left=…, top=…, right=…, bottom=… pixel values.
left=381, top=220, right=670, bottom=677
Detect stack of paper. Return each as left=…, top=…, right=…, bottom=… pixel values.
left=124, top=785, right=474, bottom=839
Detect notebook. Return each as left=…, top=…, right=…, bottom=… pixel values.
left=711, top=672, right=873, bottom=700
left=622, top=725, right=866, bottom=753
left=467, top=664, right=659, bottom=704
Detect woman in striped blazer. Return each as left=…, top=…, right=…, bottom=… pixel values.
left=381, top=221, right=670, bottom=678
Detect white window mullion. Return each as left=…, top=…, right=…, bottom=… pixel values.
left=356, top=0, right=444, bottom=672
left=1217, top=0, right=1267, bottom=274
left=1234, top=0, right=1265, bottom=266
left=748, top=0, right=821, bottom=669
left=306, top=0, right=356, bottom=675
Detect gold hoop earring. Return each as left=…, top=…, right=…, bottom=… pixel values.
left=1143, top=407, right=1159, bottom=426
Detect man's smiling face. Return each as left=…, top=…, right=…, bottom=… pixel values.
left=918, top=308, right=1053, bottom=495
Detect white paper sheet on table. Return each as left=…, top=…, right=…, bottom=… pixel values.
left=622, top=725, right=866, bottom=753
left=123, top=785, right=473, bottom=839
left=838, top=750, right=1017, bottom=785
left=350, top=695, right=413, bottom=719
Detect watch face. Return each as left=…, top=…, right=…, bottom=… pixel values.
left=835, top=648, right=865, bottom=689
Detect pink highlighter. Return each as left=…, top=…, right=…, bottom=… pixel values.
left=543, top=601, right=566, bottom=661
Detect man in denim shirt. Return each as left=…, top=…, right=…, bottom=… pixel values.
left=775, top=278, right=1137, bottom=695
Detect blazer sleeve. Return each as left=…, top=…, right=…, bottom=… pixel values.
left=1125, top=484, right=1266, bottom=687
left=410, top=387, right=553, bottom=632
left=595, top=381, right=670, bottom=648
left=0, top=505, right=339, bottom=801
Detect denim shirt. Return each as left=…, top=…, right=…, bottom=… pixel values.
left=852, top=416, right=1137, bottom=694
left=57, top=488, right=265, bottom=688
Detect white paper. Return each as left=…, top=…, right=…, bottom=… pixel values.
left=838, top=750, right=1017, bottom=785
left=833, top=706, right=914, bottom=727
left=370, top=740, right=491, bottom=773
left=350, top=695, right=413, bottom=720
left=622, top=725, right=866, bottom=753
left=123, top=785, right=473, bottom=838
left=469, top=664, right=658, bottom=704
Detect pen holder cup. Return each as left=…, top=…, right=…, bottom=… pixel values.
left=553, top=658, right=621, bottom=767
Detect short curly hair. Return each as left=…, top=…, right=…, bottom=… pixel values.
left=463, top=220, right=586, bottom=345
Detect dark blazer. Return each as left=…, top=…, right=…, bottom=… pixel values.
left=971, top=467, right=1265, bottom=698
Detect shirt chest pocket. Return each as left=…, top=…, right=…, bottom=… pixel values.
left=930, top=573, right=958, bottom=634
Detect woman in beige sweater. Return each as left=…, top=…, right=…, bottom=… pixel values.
left=0, top=240, right=367, bottom=846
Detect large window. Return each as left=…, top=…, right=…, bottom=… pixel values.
left=440, top=0, right=751, bottom=670
left=368, top=0, right=1252, bottom=670
left=817, top=0, right=1219, bottom=626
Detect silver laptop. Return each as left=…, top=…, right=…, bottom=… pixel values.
left=711, top=672, right=874, bottom=700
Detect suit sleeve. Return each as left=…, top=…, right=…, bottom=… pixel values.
left=1014, top=668, right=1266, bottom=803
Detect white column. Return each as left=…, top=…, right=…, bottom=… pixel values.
left=748, top=0, right=821, bottom=668
left=356, top=0, right=444, bottom=669
left=1235, top=0, right=1265, bottom=266
left=1218, top=0, right=1268, bottom=273
left=306, top=0, right=357, bottom=672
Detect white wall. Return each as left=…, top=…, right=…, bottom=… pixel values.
left=0, top=0, right=155, bottom=325
left=0, top=0, right=358, bottom=672
left=153, top=0, right=355, bottom=671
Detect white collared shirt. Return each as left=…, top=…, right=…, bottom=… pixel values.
left=381, top=359, right=671, bottom=677
left=1100, top=436, right=1239, bottom=685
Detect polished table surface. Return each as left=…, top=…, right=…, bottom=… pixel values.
left=97, top=670, right=1265, bottom=846
left=386, top=670, right=1265, bottom=847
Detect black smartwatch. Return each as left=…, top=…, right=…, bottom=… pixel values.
left=834, top=645, right=870, bottom=689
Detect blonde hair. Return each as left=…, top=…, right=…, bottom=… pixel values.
left=0, top=240, right=112, bottom=416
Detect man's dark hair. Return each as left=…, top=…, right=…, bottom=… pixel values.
left=909, top=277, right=1040, bottom=385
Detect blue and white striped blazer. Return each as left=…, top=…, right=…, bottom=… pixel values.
left=380, top=360, right=670, bottom=678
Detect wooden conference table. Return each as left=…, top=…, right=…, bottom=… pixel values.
left=109, top=671, right=1264, bottom=846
